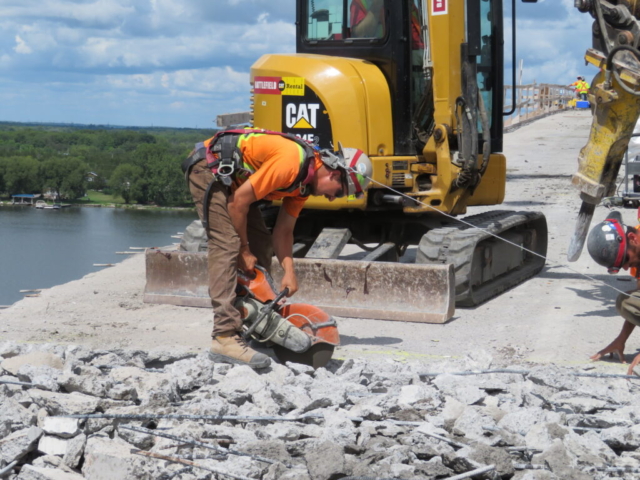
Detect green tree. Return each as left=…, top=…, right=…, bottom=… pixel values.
left=144, top=154, right=191, bottom=206
left=110, top=164, right=144, bottom=204
left=3, top=156, right=41, bottom=195
left=0, top=158, right=7, bottom=194
left=40, top=157, right=89, bottom=200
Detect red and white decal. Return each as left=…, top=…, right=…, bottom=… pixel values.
left=254, top=76, right=281, bottom=95
left=432, top=0, right=447, bottom=15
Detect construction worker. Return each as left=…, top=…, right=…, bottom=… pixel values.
left=587, top=211, right=640, bottom=374
left=182, top=131, right=373, bottom=369
left=350, top=0, right=385, bottom=38
left=570, top=76, right=589, bottom=101
left=577, top=77, right=590, bottom=101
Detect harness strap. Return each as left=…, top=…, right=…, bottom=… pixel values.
left=201, top=176, right=219, bottom=231
left=205, top=128, right=318, bottom=194
left=181, top=143, right=206, bottom=181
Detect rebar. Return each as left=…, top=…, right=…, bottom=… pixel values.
left=65, top=412, right=319, bottom=423
left=416, top=430, right=466, bottom=449
left=94, top=365, right=165, bottom=373
left=592, top=466, right=640, bottom=473
left=419, top=369, right=640, bottom=380
left=445, top=465, right=496, bottom=479
left=514, top=463, right=549, bottom=470
left=120, top=425, right=283, bottom=467
left=507, top=447, right=542, bottom=453
left=571, top=426, right=603, bottom=432
left=131, top=449, right=255, bottom=480
left=0, top=461, right=17, bottom=477
left=420, top=369, right=529, bottom=377
left=484, top=424, right=602, bottom=435
left=0, top=380, right=34, bottom=387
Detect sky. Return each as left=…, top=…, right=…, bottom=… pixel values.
left=0, top=0, right=594, bottom=129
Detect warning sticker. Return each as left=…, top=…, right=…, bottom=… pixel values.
left=254, top=77, right=281, bottom=95
left=432, top=0, right=447, bottom=15
left=254, top=76, right=305, bottom=96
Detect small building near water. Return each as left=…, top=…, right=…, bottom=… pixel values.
left=11, top=194, right=42, bottom=205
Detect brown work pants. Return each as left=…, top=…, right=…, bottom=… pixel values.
left=617, top=290, right=640, bottom=327
left=188, top=160, right=274, bottom=337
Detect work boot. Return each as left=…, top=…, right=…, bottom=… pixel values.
left=209, top=333, right=271, bottom=369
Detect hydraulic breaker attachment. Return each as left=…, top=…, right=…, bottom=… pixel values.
left=143, top=250, right=455, bottom=324
left=568, top=44, right=640, bottom=260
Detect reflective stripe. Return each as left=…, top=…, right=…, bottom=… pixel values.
left=348, top=150, right=364, bottom=196
left=205, top=131, right=311, bottom=192
left=609, top=219, right=628, bottom=271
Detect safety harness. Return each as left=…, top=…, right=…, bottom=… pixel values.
left=181, top=128, right=318, bottom=230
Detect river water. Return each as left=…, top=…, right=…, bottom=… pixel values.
left=0, top=205, right=198, bottom=306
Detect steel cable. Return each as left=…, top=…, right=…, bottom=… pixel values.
left=349, top=168, right=634, bottom=297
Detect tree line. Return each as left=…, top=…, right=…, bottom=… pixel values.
left=0, top=124, right=217, bottom=206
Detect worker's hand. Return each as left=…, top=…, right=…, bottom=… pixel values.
left=237, top=245, right=257, bottom=275
left=590, top=338, right=627, bottom=364
left=280, top=270, right=299, bottom=297
left=627, top=352, right=640, bottom=376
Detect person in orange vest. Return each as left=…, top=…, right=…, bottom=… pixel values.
left=350, top=0, right=385, bottom=38
left=182, top=131, right=373, bottom=369
left=350, top=0, right=424, bottom=47
left=570, top=76, right=589, bottom=101
left=577, top=77, right=590, bottom=101
left=587, top=211, right=640, bottom=374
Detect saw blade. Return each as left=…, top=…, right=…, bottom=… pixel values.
left=272, top=343, right=335, bottom=369
left=567, top=201, right=596, bottom=262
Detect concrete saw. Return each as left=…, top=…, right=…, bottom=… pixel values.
left=235, top=266, right=339, bottom=369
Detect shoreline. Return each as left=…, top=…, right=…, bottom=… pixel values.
left=0, top=201, right=195, bottom=211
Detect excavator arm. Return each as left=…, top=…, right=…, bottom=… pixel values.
left=568, top=0, right=640, bottom=261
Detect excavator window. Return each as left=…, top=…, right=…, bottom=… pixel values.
left=305, top=0, right=387, bottom=41
left=477, top=0, right=495, bottom=130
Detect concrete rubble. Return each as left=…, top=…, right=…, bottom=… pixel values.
left=1, top=341, right=640, bottom=479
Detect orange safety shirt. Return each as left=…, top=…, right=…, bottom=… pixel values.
left=203, top=134, right=322, bottom=218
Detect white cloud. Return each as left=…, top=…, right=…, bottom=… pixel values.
left=0, top=0, right=595, bottom=127
left=14, top=35, right=32, bottom=54
left=103, top=66, right=250, bottom=96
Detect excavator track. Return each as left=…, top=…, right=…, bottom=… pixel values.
left=416, top=211, right=548, bottom=307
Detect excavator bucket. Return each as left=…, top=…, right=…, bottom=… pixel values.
left=143, top=249, right=455, bottom=323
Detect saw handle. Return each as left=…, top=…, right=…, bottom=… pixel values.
left=243, top=288, right=289, bottom=339
left=273, top=287, right=290, bottom=304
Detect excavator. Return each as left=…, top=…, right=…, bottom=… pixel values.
left=145, top=0, right=637, bottom=366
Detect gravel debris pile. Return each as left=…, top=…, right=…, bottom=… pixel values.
left=1, top=341, right=640, bottom=480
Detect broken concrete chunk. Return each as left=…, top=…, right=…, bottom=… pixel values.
left=1, top=352, right=64, bottom=376
left=0, top=426, right=43, bottom=464
left=62, top=433, right=86, bottom=469
left=304, top=440, right=346, bottom=480
left=42, top=417, right=80, bottom=439
left=29, top=390, right=100, bottom=416
left=38, top=435, right=69, bottom=456
left=16, top=465, right=85, bottom=480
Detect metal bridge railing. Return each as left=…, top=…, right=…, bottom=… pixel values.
left=503, top=83, right=576, bottom=128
